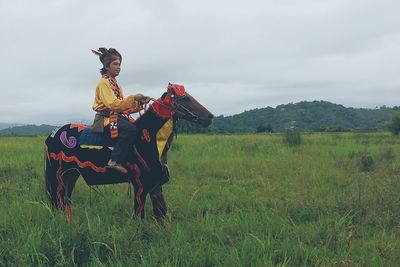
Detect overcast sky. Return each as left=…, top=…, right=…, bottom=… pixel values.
left=1, top=0, right=399, bottom=125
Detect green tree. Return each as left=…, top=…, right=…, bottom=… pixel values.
left=386, top=112, right=400, bottom=135
left=256, top=123, right=273, bottom=133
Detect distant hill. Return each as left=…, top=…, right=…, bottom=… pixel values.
left=177, top=101, right=399, bottom=133
left=2, top=101, right=399, bottom=135
left=0, top=124, right=58, bottom=136
left=209, top=101, right=398, bottom=132
left=0, top=123, right=24, bottom=130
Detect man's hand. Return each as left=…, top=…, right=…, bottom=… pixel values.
left=134, top=94, right=150, bottom=104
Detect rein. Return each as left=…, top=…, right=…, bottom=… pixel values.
left=171, top=95, right=199, bottom=122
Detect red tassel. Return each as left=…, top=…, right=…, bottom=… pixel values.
left=65, top=202, right=73, bottom=220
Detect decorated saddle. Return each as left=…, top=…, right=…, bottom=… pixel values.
left=79, top=128, right=113, bottom=147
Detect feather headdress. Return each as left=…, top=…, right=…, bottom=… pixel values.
left=91, top=47, right=122, bottom=67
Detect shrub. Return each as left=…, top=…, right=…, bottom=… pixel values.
left=359, top=154, right=374, bottom=172
left=256, top=124, right=273, bottom=133
left=283, top=127, right=302, bottom=147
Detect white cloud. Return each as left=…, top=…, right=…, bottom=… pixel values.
left=1, top=0, right=400, bottom=124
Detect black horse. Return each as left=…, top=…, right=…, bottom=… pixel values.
left=44, top=84, right=213, bottom=222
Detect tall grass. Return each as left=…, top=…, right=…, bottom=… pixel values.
left=283, top=128, right=302, bottom=147
left=1, top=133, right=400, bottom=266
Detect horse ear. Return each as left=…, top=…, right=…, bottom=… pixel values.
left=167, top=83, right=173, bottom=95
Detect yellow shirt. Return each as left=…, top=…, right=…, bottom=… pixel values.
left=92, top=77, right=141, bottom=126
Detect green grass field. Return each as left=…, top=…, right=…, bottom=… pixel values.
left=1, top=133, right=400, bottom=266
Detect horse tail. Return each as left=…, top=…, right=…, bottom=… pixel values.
left=44, top=143, right=58, bottom=208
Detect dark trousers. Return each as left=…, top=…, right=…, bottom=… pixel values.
left=110, top=116, right=138, bottom=164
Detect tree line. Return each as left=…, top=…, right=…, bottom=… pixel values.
left=176, top=101, right=400, bottom=134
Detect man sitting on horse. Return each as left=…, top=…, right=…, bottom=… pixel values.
left=91, top=47, right=150, bottom=174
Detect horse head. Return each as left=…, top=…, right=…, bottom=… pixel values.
left=168, top=83, right=214, bottom=127
left=151, top=83, right=214, bottom=127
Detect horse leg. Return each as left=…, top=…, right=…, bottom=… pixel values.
left=127, top=163, right=147, bottom=219
left=44, top=145, right=80, bottom=218
left=44, top=145, right=58, bottom=209
left=130, top=180, right=147, bottom=219
left=149, top=184, right=167, bottom=223
left=62, top=169, right=80, bottom=219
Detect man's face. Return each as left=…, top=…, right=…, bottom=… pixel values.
left=108, top=59, right=121, bottom=77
